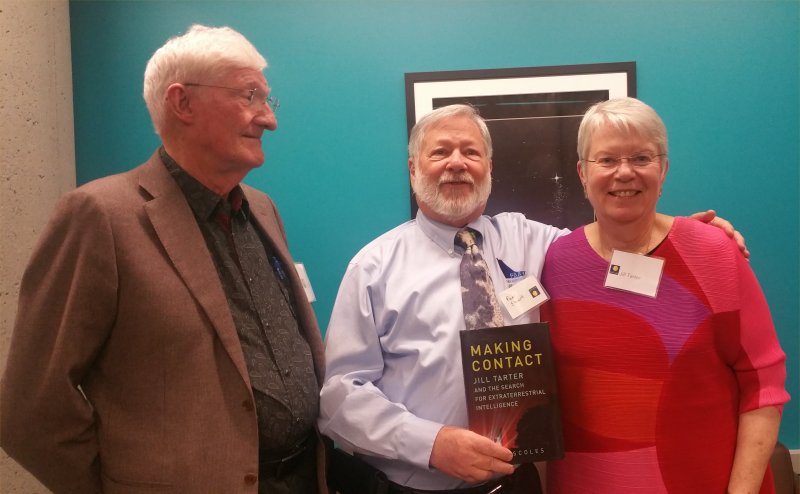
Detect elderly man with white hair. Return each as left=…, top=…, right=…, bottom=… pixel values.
left=1, top=24, right=326, bottom=494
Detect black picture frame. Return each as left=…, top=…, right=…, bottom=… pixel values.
left=405, top=62, right=636, bottom=230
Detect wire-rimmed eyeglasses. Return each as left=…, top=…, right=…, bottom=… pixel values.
left=183, top=83, right=280, bottom=112
left=584, top=153, right=666, bottom=169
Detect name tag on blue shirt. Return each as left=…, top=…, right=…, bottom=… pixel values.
left=499, top=275, right=549, bottom=319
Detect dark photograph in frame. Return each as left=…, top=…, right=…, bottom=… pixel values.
left=405, top=62, right=636, bottom=230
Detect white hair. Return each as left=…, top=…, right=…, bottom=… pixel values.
left=577, top=97, right=668, bottom=161
left=408, top=104, right=493, bottom=164
left=412, top=167, right=492, bottom=223
left=143, top=24, right=267, bottom=136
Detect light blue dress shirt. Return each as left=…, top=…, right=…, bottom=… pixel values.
left=319, top=210, right=568, bottom=490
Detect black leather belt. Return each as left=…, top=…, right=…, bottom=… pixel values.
left=328, top=447, right=540, bottom=494
left=260, top=433, right=314, bottom=479
left=385, top=475, right=511, bottom=494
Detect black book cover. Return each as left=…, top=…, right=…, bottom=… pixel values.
left=459, top=322, right=564, bottom=463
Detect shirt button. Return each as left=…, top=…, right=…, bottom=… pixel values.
left=244, top=473, right=257, bottom=485
left=283, top=368, right=291, bottom=376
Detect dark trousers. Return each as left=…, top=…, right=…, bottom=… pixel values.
left=328, top=448, right=542, bottom=494
left=260, top=434, right=318, bottom=494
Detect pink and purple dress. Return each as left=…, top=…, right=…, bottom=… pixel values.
left=541, top=217, right=789, bottom=493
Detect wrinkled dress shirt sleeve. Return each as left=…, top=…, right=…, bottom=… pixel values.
left=319, top=212, right=567, bottom=489
left=319, top=259, right=445, bottom=469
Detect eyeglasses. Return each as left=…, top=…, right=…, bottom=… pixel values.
left=584, top=153, right=665, bottom=169
left=183, top=83, right=280, bottom=112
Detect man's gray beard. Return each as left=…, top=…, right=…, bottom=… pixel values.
left=412, top=170, right=492, bottom=222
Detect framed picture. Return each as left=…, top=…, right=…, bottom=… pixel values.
left=405, top=62, right=636, bottom=230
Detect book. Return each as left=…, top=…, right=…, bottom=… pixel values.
left=459, top=322, right=564, bottom=463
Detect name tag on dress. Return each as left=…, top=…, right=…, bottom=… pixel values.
left=604, top=250, right=664, bottom=298
left=499, top=275, right=549, bottom=319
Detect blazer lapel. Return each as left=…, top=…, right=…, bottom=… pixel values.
left=246, top=193, right=292, bottom=264
left=138, top=154, right=251, bottom=386
left=244, top=187, right=325, bottom=383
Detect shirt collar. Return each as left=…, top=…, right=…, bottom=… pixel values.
left=159, top=146, right=250, bottom=222
left=415, top=209, right=488, bottom=257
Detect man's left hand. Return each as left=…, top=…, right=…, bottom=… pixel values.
left=690, top=209, right=749, bottom=258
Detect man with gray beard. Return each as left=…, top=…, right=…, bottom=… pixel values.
left=319, top=104, right=557, bottom=494
left=318, top=104, right=741, bottom=494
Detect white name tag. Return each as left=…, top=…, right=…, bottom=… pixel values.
left=294, top=262, right=316, bottom=303
left=604, top=250, right=664, bottom=298
left=499, top=275, right=549, bottom=319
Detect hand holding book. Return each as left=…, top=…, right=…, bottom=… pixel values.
left=430, top=425, right=515, bottom=483
left=459, top=322, right=564, bottom=463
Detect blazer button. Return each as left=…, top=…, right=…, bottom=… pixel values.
left=242, top=399, right=254, bottom=412
left=244, top=473, right=258, bottom=485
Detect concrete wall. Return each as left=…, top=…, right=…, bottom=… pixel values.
left=0, top=0, right=75, bottom=491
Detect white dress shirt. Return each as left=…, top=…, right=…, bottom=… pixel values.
left=319, top=210, right=567, bottom=490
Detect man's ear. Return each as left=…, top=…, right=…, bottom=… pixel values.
left=408, top=158, right=416, bottom=182
left=165, top=83, right=194, bottom=124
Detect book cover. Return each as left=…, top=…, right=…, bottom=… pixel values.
left=459, top=322, right=564, bottom=463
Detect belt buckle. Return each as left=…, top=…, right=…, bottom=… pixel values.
left=272, top=457, right=288, bottom=479
left=481, top=475, right=511, bottom=494
left=262, top=435, right=310, bottom=480
left=275, top=443, right=306, bottom=478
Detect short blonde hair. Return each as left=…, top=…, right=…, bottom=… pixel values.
left=577, top=97, right=668, bottom=161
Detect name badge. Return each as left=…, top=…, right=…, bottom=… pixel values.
left=604, top=250, right=664, bottom=298
left=294, top=262, right=317, bottom=303
left=499, top=275, right=549, bottom=319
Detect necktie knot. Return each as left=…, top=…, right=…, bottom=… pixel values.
left=456, top=227, right=504, bottom=330
left=228, top=187, right=244, bottom=213
left=455, top=227, right=481, bottom=253
left=215, top=187, right=245, bottom=232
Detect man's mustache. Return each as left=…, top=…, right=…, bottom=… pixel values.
left=438, top=173, right=475, bottom=186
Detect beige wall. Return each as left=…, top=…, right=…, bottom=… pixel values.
left=0, top=0, right=75, bottom=491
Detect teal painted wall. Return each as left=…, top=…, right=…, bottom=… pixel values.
left=70, top=0, right=798, bottom=448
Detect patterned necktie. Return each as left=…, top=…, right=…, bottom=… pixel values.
left=455, top=227, right=504, bottom=330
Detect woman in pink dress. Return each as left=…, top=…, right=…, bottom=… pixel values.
left=541, top=97, right=789, bottom=494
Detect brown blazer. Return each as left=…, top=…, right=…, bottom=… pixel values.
left=0, top=152, right=327, bottom=493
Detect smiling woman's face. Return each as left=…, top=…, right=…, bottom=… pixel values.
left=579, top=122, right=668, bottom=226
